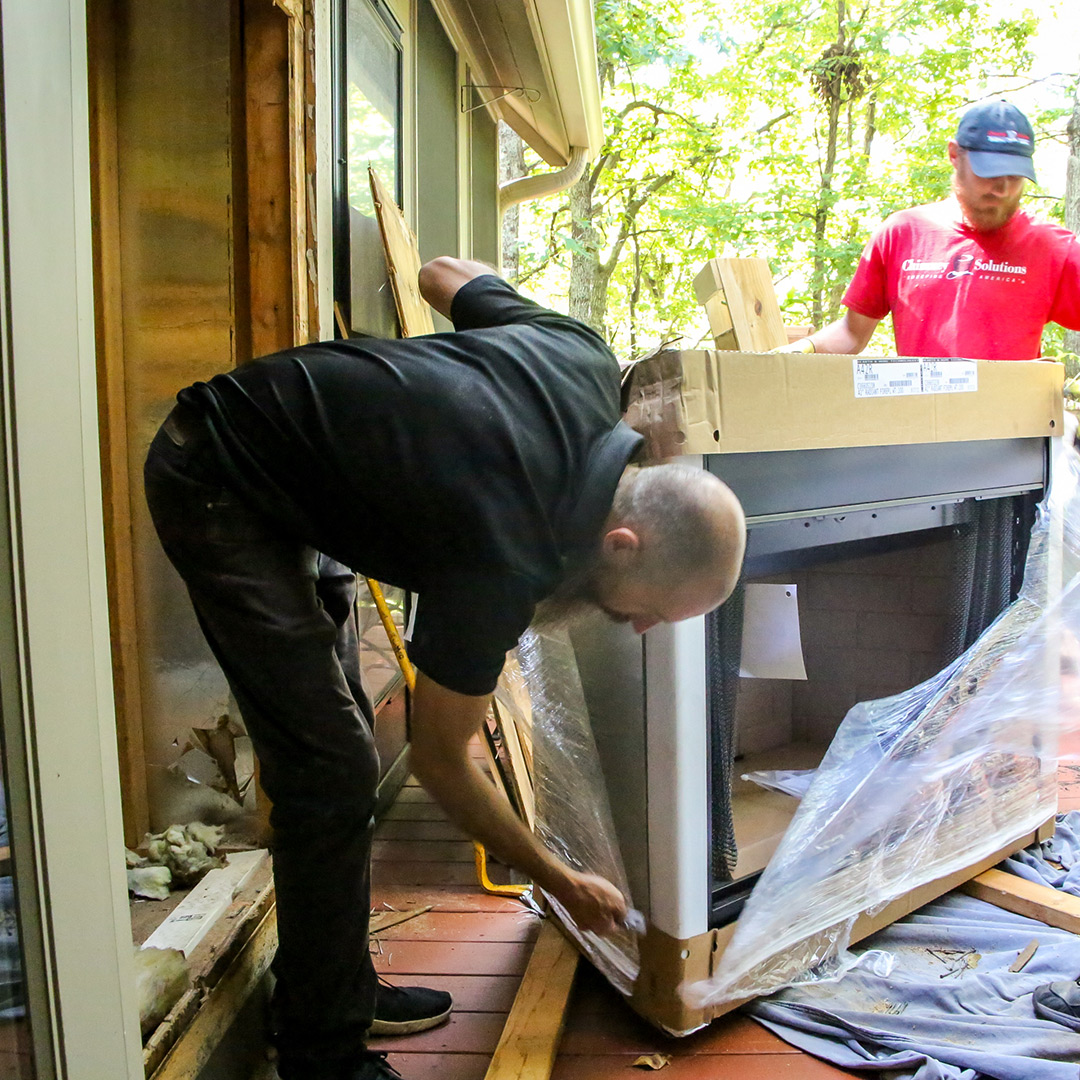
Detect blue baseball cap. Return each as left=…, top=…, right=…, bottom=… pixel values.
left=955, top=100, right=1036, bottom=182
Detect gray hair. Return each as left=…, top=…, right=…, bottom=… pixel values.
left=610, top=464, right=738, bottom=584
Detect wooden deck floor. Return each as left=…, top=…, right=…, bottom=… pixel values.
left=368, top=769, right=859, bottom=1080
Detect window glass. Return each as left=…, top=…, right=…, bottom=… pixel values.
left=342, top=0, right=402, bottom=336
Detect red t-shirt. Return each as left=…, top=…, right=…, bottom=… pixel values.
left=843, top=199, right=1080, bottom=359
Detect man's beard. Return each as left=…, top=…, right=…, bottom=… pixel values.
left=953, top=179, right=1021, bottom=233
left=531, top=560, right=604, bottom=631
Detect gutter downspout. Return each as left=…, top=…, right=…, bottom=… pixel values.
left=498, top=144, right=589, bottom=219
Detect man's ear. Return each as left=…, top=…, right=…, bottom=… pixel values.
left=947, top=139, right=961, bottom=168
left=601, top=526, right=641, bottom=567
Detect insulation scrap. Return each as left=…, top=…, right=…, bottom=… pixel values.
left=632, top=1054, right=671, bottom=1070
left=134, top=946, right=189, bottom=1037
left=140, top=822, right=226, bottom=889
left=127, top=864, right=172, bottom=901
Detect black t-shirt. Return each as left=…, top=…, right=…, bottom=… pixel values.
left=178, top=276, right=643, bottom=695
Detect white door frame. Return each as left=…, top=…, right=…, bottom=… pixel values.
left=0, top=1, right=143, bottom=1074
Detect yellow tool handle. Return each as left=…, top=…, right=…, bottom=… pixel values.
left=363, top=578, right=527, bottom=899
left=365, top=577, right=415, bottom=693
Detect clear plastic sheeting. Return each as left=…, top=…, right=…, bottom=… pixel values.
left=517, top=628, right=642, bottom=995
left=685, top=431, right=1080, bottom=1009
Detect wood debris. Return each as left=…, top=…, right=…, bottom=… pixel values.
left=1010, top=939, right=1039, bottom=973
left=369, top=905, right=432, bottom=934
left=632, top=1053, right=672, bottom=1070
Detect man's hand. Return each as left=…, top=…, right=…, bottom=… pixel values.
left=417, top=257, right=500, bottom=320
left=546, top=868, right=628, bottom=936
left=409, top=671, right=629, bottom=937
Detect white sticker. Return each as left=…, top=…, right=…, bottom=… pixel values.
left=920, top=359, right=978, bottom=394
left=853, top=358, right=979, bottom=398
left=853, top=359, right=923, bottom=398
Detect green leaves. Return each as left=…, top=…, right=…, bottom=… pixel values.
left=513, top=0, right=1062, bottom=358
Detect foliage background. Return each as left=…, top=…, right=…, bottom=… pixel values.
left=505, top=0, right=1078, bottom=362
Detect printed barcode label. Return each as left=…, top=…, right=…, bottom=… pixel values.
left=853, top=358, right=978, bottom=398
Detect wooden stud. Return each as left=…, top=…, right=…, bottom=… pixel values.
left=302, top=0, right=320, bottom=338
left=86, top=0, right=151, bottom=846
left=961, top=867, right=1080, bottom=934
left=287, top=2, right=310, bottom=344
left=483, top=919, right=578, bottom=1080
left=244, top=0, right=296, bottom=358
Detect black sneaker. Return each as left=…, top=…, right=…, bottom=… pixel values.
left=368, top=979, right=452, bottom=1036
left=347, top=1051, right=404, bottom=1079
left=1033, top=979, right=1080, bottom=1031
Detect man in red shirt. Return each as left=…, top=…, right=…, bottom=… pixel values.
left=786, top=101, right=1080, bottom=360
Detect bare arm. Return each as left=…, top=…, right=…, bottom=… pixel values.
left=807, top=308, right=880, bottom=354
left=408, top=670, right=628, bottom=934
left=417, top=257, right=501, bottom=321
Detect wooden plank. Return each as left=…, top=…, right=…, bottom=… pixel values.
left=492, top=701, right=534, bottom=830
left=148, top=905, right=278, bottom=1080
left=369, top=167, right=435, bottom=337
left=302, top=1, right=320, bottom=337
left=847, top=822, right=1055, bottom=948
left=141, top=850, right=268, bottom=956
left=244, top=0, right=295, bottom=358
left=693, top=258, right=787, bottom=352
left=286, top=3, right=309, bottom=343
left=483, top=920, right=578, bottom=1080
left=86, top=0, right=151, bottom=847
left=961, top=867, right=1080, bottom=933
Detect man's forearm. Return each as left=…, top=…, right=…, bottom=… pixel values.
left=411, top=744, right=565, bottom=891
left=408, top=671, right=627, bottom=933
left=806, top=308, right=880, bottom=354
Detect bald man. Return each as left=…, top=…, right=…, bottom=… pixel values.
left=144, top=258, right=745, bottom=1080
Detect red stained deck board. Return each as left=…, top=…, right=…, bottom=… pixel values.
left=552, top=1054, right=860, bottom=1078
left=377, top=973, right=521, bottom=1013
left=371, top=885, right=529, bottom=914
left=561, top=965, right=804, bottom=1056
left=372, top=839, right=477, bottom=863
left=384, top=1053, right=489, bottom=1080
left=372, top=910, right=541, bottom=944
left=372, top=938, right=533, bottom=977
left=376, top=819, right=469, bottom=841
left=394, top=786, right=439, bottom=804
left=369, top=1010, right=506, bottom=1055
left=371, top=861, right=480, bottom=887
left=381, top=801, right=452, bottom=822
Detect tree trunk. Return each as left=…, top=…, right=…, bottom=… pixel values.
left=812, top=1, right=846, bottom=328
left=1065, top=80, right=1080, bottom=360
left=568, top=170, right=604, bottom=331
left=499, top=122, right=526, bottom=284
left=813, top=93, right=842, bottom=328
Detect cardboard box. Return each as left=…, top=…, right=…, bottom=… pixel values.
left=621, top=350, right=1063, bottom=458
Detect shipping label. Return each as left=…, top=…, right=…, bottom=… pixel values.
left=853, top=358, right=978, bottom=399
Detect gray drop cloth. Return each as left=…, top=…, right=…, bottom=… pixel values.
left=746, top=812, right=1080, bottom=1080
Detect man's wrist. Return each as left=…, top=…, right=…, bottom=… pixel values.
left=772, top=337, right=816, bottom=354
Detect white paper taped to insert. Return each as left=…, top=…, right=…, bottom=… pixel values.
left=739, top=583, right=807, bottom=680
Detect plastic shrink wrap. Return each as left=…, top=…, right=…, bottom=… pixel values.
left=521, top=433, right=1080, bottom=1017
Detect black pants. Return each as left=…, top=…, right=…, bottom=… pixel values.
left=145, top=410, right=380, bottom=1078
